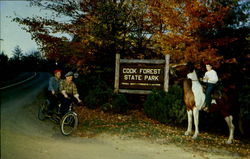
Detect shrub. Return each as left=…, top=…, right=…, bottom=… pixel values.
left=239, top=85, right=250, bottom=120
left=112, top=93, right=129, bottom=113
left=143, top=85, right=187, bottom=124
left=76, top=75, right=109, bottom=98
left=238, top=84, right=250, bottom=135
left=84, top=86, right=113, bottom=109
left=82, top=75, right=129, bottom=113
left=101, top=93, right=129, bottom=113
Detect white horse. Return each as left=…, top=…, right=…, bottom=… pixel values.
left=183, top=70, right=235, bottom=144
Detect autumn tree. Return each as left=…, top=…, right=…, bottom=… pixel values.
left=13, top=0, right=247, bottom=71
left=215, top=0, right=249, bottom=70
left=13, top=0, right=159, bottom=74
left=146, top=0, right=236, bottom=67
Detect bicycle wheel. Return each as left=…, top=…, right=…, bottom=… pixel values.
left=60, top=112, right=78, bottom=136
left=38, top=99, right=49, bottom=121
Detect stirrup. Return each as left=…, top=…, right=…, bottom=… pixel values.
left=211, top=99, right=217, bottom=104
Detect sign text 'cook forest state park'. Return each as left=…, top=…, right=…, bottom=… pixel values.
left=119, top=64, right=164, bottom=90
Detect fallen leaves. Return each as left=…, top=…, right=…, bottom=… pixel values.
left=73, top=106, right=250, bottom=157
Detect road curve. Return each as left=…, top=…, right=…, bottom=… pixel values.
left=0, top=72, right=37, bottom=90
left=0, top=72, right=243, bottom=159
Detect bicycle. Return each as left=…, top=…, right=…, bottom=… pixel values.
left=38, top=98, right=78, bottom=136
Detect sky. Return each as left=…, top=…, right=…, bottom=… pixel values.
left=0, top=1, right=52, bottom=57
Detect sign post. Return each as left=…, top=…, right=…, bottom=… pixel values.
left=114, top=54, right=170, bottom=94
left=114, top=53, right=120, bottom=93
left=164, top=54, right=170, bottom=92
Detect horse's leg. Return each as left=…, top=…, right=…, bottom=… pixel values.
left=185, top=110, right=193, bottom=136
left=225, top=115, right=235, bottom=144
left=192, top=107, right=199, bottom=139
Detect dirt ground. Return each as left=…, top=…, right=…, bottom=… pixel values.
left=1, top=104, right=246, bottom=159
left=1, top=104, right=248, bottom=159
left=1, top=72, right=249, bottom=159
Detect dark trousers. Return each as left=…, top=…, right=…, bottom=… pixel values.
left=205, top=83, right=216, bottom=107
left=47, top=92, right=59, bottom=113
left=58, top=95, right=74, bottom=115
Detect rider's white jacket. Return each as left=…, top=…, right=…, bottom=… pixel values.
left=203, top=69, right=218, bottom=84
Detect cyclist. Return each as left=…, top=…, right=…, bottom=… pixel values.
left=59, top=71, right=82, bottom=115
left=47, top=69, right=62, bottom=115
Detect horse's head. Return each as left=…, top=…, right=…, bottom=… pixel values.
left=169, top=63, right=188, bottom=85
left=186, top=62, right=195, bottom=73
left=169, top=62, right=198, bottom=85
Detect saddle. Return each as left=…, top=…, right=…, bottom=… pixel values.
left=202, top=82, right=223, bottom=99
left=212, top=89, right=223, bottom=99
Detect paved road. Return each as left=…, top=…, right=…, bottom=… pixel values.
left=0, top=72, right=35, bottom=88
left=1, top=72, right=47, bottom=109
left=0, top=72, right=245, bottom=159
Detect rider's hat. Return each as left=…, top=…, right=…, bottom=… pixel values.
left=65, top=71, right=74, bottom=77
left=54, top=69, right=62, bottom=74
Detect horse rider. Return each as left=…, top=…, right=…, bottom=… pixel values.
left=201, top=63, right=218, bottom=111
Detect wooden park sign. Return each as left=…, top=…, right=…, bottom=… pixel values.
left=114, top=54, right=170, bottom=94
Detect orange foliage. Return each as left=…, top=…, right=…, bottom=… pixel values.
left=147, top=0, right=231, bottom=66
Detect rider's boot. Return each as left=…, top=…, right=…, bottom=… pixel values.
left=201, top=102, right=210, bottom=112
left=203, top=106, right=209, bottom=112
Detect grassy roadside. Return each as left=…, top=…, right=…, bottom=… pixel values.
left=73, top=106, right=250, bottom=158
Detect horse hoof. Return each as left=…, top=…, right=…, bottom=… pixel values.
left=184, top=131, right=191, bottom=136
left=226, top=140, right=232, bottom=144
left=192, top=135, right=198, bottom=140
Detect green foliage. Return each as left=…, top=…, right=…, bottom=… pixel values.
left=101, top=93, right=129, bottom=113
left=82, top=75, right=129, bottom=113
left=239, top=85, right=250, bottom=120
left=76, top=75, right=106, bottom=97
left=12, top=45, right=23, bottom=61
left=111, top=93, right=129, bottom=113
left=0, top=46, right=52, bottom=87
left=84, top=86, right=113, bottom=109
left=143, top=85, right=187, bottom=124
left=222, top=0, right=250, bottom=28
